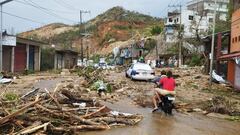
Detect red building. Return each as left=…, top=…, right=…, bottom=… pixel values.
left=219, top=0, right=240, bottom=90
left=2, top=34, right=43, bottom=73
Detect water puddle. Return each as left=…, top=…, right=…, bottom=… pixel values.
left=81, top=99, right=240, bottom=135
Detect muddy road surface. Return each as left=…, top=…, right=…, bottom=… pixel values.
left=1, top=68, right=240, bottom=135
left=81, top=99, right=240, bottom=135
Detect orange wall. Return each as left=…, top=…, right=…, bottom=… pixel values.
left=231, top=8, right=240, bottom=53
left=227, top=61, right=235, bottom=85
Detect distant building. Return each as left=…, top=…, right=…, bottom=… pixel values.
left=164, top=10, right=209, bottom=43
left=187, top=0, right=229, bottom=21
left=54, top=49, right=78, bottom=69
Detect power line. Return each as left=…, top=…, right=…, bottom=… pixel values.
left=52, top=0, right=78, bottom=11
left=15, top=0, right=77, bottom=23
left=25, top=0, right=77, bottom=23
left=159, top=0, right=176, bottom=17
left=2, top=11, right=45, bottom=24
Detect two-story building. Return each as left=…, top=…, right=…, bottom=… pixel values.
left=187, top=0, right=229, bottom=21
left=164, top=10, right=210, bottom=43
left=219, top=0, right=240, bottom=90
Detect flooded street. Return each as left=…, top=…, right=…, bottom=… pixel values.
left=1, top=70, right=240, bottom=135
left=81, top=99, right=240, bottom=135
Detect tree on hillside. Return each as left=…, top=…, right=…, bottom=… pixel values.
left=150, top=25, right=162, bottom=35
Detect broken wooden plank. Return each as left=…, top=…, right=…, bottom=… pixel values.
left=82, top=106, right=108, bottom=118
left=0, top=99, right=41, bottom=125
left=20, top=88, right=40, bottom=100
left=69, top=124, right=110, bottom=131
left=16, top=122, right=50, bottom=135
left=45, top=88, right=62, bottom=110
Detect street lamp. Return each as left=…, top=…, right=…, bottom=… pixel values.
left=0, top=0, right=14, bottom=72
left=209, top=0, right=217, bottom=85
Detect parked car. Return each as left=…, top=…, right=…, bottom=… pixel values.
left=126, top=63, right=155, bottom=81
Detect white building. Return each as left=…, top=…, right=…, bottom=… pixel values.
left=187, top=0, right=229, bottom=21
left=164, top=10, right=210, bottom=43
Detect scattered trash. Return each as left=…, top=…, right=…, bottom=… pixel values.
left=0, top=78, right=12, bottom=84
left=212, top=70, right=225, bottom=83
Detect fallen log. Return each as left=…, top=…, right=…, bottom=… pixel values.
left=82, top=106, right=109, bottom=118
left=36, top=104, right=99, bottom=125
left=0, top=99, right=41, bottom=125
left=19, top=122, right=49, bottom=134
left=69, top=124, right=110, bottom=131
left=90, top=117, right=143, bottom=126
left=61, top=89, right=93, bottom=103
left=66, top=113, right=99, bottom=125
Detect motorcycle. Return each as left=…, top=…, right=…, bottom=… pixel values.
left=152, top=79, right=175, bottom=115
left=158, top=94, right=175, bottom=115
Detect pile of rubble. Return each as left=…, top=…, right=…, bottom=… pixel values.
left=0, top=81, right=143, bottom=134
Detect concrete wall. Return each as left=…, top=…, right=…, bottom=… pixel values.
left=64, top=53, right=77, bottom=69
left=231, top=9, right=240, bottom=53
left=34, top=46, right=41, bottom=71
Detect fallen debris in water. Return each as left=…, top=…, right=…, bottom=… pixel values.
left=0, top=88, right=143, bottom=134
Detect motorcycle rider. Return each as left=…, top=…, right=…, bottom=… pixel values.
left=152, top=70, right=176, bottom=112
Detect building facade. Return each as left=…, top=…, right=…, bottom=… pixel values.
left=54, top=49, right=78, bottom=69
left=164, top=10, right=209, bottom=43
left=2, top=34, right=42, bottom=73
left=187, top=0, right=229, bottom=21
left=219, top=0, right=240, bottom=90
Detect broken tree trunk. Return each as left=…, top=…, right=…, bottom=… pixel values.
left=69, top=125, right=110, bottom=131
left=82, top=106, right=108, bottom=119
left=90, top=117, right=142, bottom=125
left=0, top=99, right=41, bottom=125
left=36, top=104, right=99, bottom=125
left=61, top=89, right=93, bottom=103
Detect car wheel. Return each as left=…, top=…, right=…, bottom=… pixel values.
left=131, top=76, right=135, bottom=81
left=125, top=72, right=128, bottom=78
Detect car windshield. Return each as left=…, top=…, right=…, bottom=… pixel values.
left=133, top=63, right=152, bottom=70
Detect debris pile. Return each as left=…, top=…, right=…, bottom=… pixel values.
left=202, top=96, right=240, bottom=116
left=0, top=88, right=143, bottom=134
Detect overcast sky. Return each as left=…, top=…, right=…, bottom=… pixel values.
left=0, top=0, right=190, bottom=33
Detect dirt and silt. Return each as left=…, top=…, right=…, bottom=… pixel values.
left=1, top=67, right=240, bottom=134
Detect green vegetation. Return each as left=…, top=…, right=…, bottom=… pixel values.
left=144, top=38, right=157, bottom=50
left=188, top=54, right=202, bottom=67
left=100, top=33, right=113, bottom=46
left=90, top=6, right=160, bottom=25
left=4, top=92, right=19, bottom=101
left=51, top=29, right=80, bottom=48
left=90, top=54, right=101, bottom=63
left=150, top=25, right=162, bottom=35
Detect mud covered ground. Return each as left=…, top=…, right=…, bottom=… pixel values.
left=1, top=67, right=240, bottom=135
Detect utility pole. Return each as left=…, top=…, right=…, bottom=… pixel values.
left=79, top=10, right=90, bottom=63
left=168, top=4, right=182, bottom=67
left=209, top=0, right=217, bottom=85
left=0, top=0, right=14, bottom=72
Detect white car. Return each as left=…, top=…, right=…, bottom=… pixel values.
left=126, top=63, right=155, bottom=81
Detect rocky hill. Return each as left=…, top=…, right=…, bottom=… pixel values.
left=19, top=6, right=163, bottom=56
